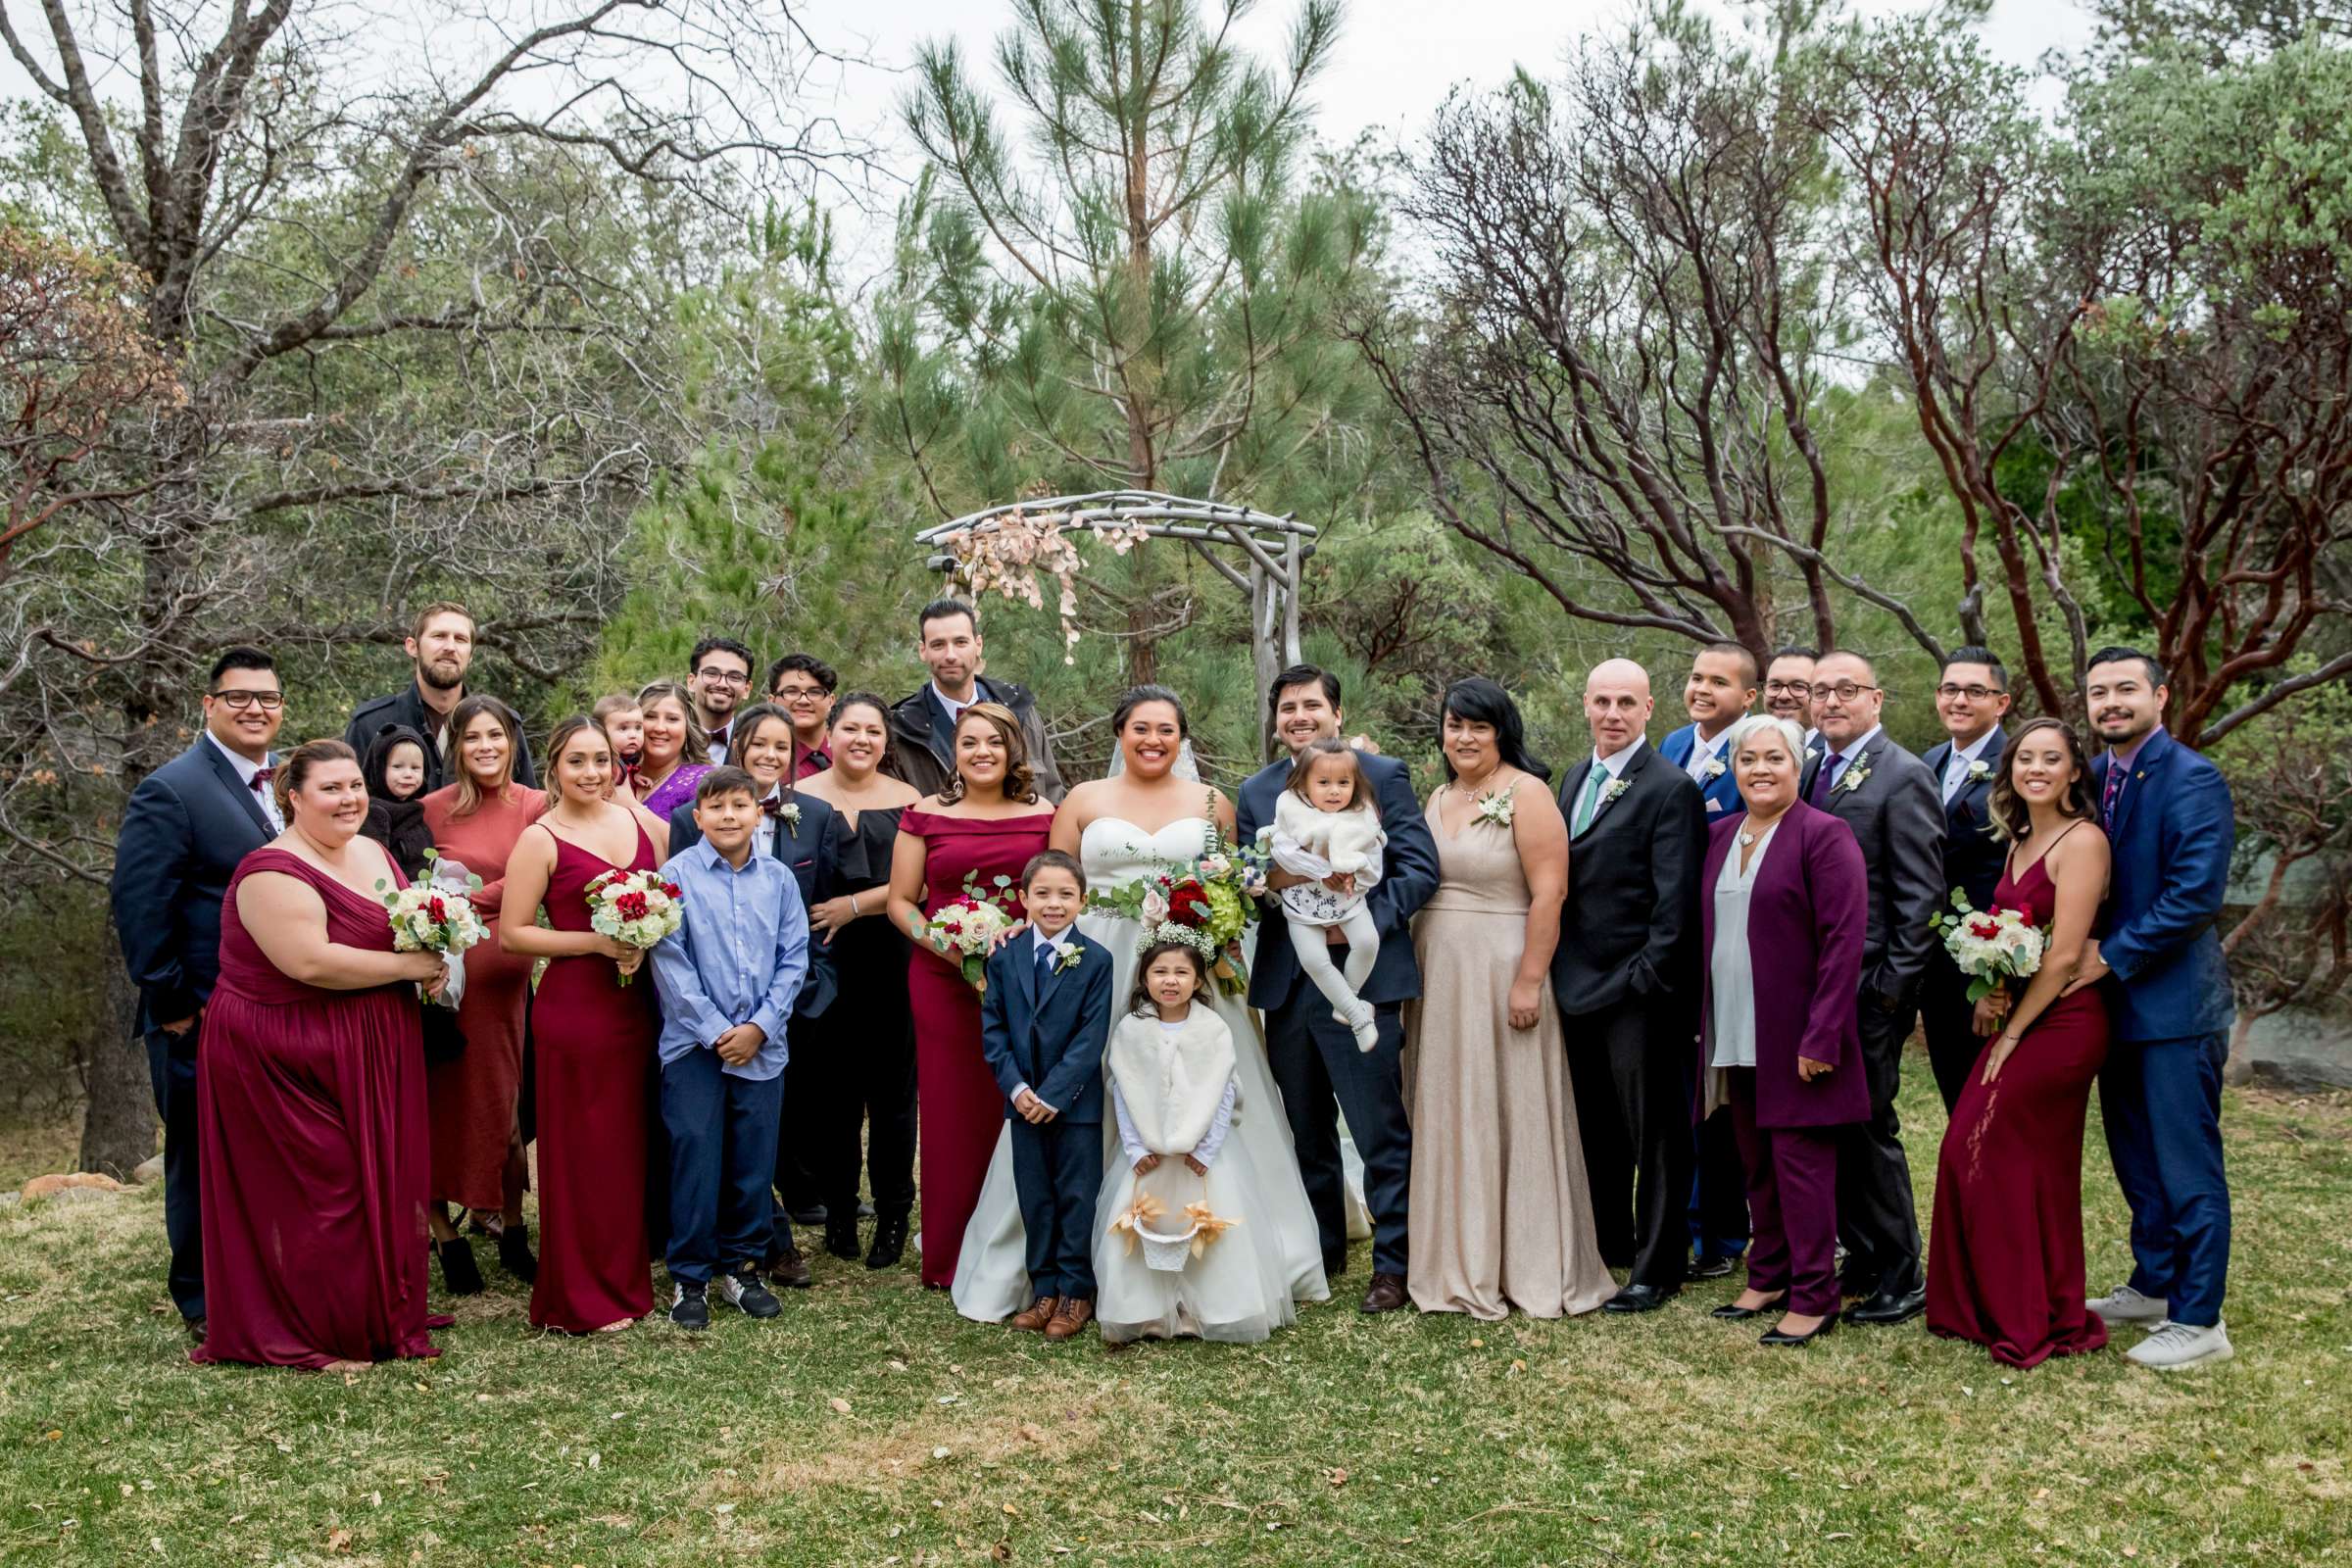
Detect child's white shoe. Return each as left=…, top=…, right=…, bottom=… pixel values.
left=1346, top=1000, right=1380, bottom=1054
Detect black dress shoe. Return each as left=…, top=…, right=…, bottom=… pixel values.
left=1690, top=1253, right=1738, bottom=1281
left=1602, top=1283, right=1680, bottom=1314
left=823, top=1216, right=861, bottom=1262
left=497, top=1225, right=537, bottom=1284
left=1843, top=1285, right=1927, bottom=1326
left=1761, top=1316, right=1838, bottom=1348
left=1322, top=1248, right=1348, bottom=1283
left=789, top=1203, right=828, bottom=1227
left=437, top=1238, right=486, bottom=1296
left=865, top=1215, right=908, bottom=1270
left=1710, top=1295, right=1786, bottom=1321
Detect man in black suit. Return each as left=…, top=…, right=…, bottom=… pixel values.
left=344, top=602, right=537, bottom=792
left=1550, top=660, right=1710, bottom=1312
left=1798, top=650, right=1946, bottom=1325
left=885, top=598, right=1065, bottom=804
left=109, top=647, right=287, bottom=1342
left=1236, top=665, right=1439, bottom=1313
left=1919, top=647, right=2013, bottom=1113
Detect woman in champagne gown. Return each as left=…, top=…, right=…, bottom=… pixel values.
left=952, top=685, right=1329, bottom=1327
left=1405, top=678, right=1614, bottom=1321
left=1928, top=719, right=2113, bottom=1368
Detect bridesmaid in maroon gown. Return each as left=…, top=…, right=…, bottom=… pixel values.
left=192, top=740, right=449, bottom=1371
left=886, top=702, right=1056, bottom=1288
left=498, top=715, right=667, bottom=1333
left=1927, top=718, right=2114, bottom=1368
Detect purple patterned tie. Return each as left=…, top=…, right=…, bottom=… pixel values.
left=2101, top=760, right=2125, bottom=832
left=1811, top=753, right=1844, bottom=806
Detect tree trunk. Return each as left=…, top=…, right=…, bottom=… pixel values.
left=78, top=926, right=157, bottom=1176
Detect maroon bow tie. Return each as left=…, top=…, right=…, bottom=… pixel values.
left=251, top=766, right=275, bottom=790
left=760, top=795, right=790, bottom=818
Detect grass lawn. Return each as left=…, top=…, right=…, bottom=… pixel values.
left=2, top=1066, right=2346, bottom=1567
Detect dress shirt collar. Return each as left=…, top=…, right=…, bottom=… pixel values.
left=1825, top=723, right=1882, bottom=763
left=1031, top=922, right=1073, bottom=957
left=207, top=729, right=272, bottom=787
left=684, top=835, right=764, bottom=878
left=2108, top=727, right=2160, bottom=773
left=1591, top=735, right=1645, bottom=781
left=932, top=682, right=978, bottom=725
left=1949, top=727, right=1997, bottom=769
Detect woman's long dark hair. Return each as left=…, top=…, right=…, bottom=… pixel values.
left=444, top=694, right=523, bottom=817
left=830, top=691, right=895, bottom=775
left=541, top=714, right=612, bottom=809
left=1985, top=717, right=2099, bottom=843
left=728, top=701, right=799, bottom=802
left=1438, top=676, right=1549, bottom=782
left=1127, top=939, right=1210, bottom=1017
left=361, top=724, right=431, bottom=805
left=938, top=702, right=1039, bottom=806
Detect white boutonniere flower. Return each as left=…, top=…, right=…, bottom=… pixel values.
left=1473, top=790, right=1516, bottom=828
left=1839, top=758, right=1874, bottom=794
left=1702, top=756, right=1728, bottom=780
left=1967, top=760, right=1993, bottom=783
left=1603, top=776, right=1633, bottom=805
left=1051, top=939, right=1082, bottom=974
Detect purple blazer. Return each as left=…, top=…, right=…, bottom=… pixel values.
left=1696, top=802, right=1872, bottom=1129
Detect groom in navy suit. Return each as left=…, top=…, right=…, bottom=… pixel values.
left=2079, top=647, right=2238, bottom=1370
left=1918, top=647, right=2013, bottom=1112
left=1238, top=665, right=1440, bottom=1314
left=109, top=647, right=287, bottom=1342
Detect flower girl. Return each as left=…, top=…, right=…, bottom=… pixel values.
left=1096, top=936, right=1303, bottom=1346
left=1270, top=739, right=1387, bottom=1050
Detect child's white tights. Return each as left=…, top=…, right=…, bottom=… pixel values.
left=1289, top=906, right=1382, bottom=1052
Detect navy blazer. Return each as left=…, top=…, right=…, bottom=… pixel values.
left=110, top=738, right=278, bottom=1032
left=1658, top=721, right=1744, bottom=819
left=2090, top=729, right=2235, bottom=1043
left=978, top=929, right=1114, bottom=1123
left=1921, top=727, right=2008, bottom=916
left=1551, top=740, right=1708, bottom=1016
left=1237, top=750, right=1440, bottom=1010
left=667, top=794, right=842, bottom=1019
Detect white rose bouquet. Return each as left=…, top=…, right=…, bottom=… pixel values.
left=583, top=866, right=685, bottom=987
left=1929, top=890, right=2047, bottom=1003
left=376, top=850, right=489, bottom=1007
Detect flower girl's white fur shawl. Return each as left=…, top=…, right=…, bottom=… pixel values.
left=1106, top=1006, right=1239, bottom=1155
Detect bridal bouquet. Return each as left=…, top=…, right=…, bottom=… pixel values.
left=1930, top=890, right=2047, bottom=1003
left=584, top=866, right=684, bottom=987
left=377, top=850, right=489, bottom=1007
left=1095, top=839, right=1269, bottom=997
left=914, top=871, right=1022, bottom=993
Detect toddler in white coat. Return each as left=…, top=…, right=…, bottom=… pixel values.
left=1269, top=739, right=1386, bottom=1052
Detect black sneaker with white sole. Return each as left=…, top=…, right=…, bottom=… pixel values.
left=717, top=1268, right=782, bottom=1319
left=669, top=1280, right=710, bottom=1331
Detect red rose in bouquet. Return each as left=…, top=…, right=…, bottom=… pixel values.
left=1166, top=881, right=1210, bottom=927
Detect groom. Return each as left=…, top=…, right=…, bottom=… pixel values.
left=1237, top=665, right=1439, bottom=1313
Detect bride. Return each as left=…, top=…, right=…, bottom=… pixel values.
left=952, top=684, right=1332, bottom=1330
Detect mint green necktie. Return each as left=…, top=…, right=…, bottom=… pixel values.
left=1573, top=765, right=1605, bottom=835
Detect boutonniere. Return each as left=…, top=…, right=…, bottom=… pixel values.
left=1473, top=790, right=1516, bottom=828
left=1967, top=760, right=1993, bottom=783
left=1838, top=758, right=1874, bottom=794
left=1603, top=776, right=1633, bottom=805
left=1702, top=756, right=1727, bottom=781
left=1051, top=939, right=1082, bottom=974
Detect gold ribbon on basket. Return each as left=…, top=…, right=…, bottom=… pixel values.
left=1107, top=1192, right=1166, bottom=1255
left=1181, top=1200, right=1240, bottom=1257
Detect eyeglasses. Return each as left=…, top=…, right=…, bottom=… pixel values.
left=774, top=685, right=830, bottom=705
left=1819, top=682, right=1879, bottom=703
left=696, top=669, right=751, bottom=687
left=1764, top=679, right=1812, bottom=697
left=209, top=689, right=285, bottom=710
left=1936, top=683, right=2004, bottom=702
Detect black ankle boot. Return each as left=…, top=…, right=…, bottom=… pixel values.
left=824, top=1215, right=861, bottom=1262
left=865, top=1214, right=908, bottom=1270
left=437, top=1238, right=485, bottom=1296
left=498, top=1224, right=537, bottom=1283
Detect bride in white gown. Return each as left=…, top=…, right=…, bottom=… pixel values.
left=952, top=687, right=1331, bottom=1329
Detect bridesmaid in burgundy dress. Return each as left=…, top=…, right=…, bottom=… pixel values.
left=886, top=702, right=1055, bottom=1288
left=498, top=715, right=667, bottom=1333
left=1927, top=717, right=2113, bottom=1368
left=192, top=740, right=449, bottom=1371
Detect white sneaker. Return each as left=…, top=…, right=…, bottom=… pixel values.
left=2087, top=1284, right=2169, bottom=1325
left=2126, top=1318, right=2233, bottom=1370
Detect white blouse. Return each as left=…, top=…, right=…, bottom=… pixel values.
left=1709, top=818, right=1785, bottom=1070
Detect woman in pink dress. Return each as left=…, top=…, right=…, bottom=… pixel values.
left=498, top=716, right=666, bottom=1333
left=192, top=740, right=449, bottom=1371
left=633, top=681, right=712, bottom=820
left=885, top=703, right=1055, bottom=1288
left=1927, top=718, right=2113, bottom=1368
left=419, top=695, right=547, bottom=1290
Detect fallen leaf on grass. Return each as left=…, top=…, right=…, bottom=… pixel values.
left=1326, top=1468, right=1348, bottom=1488
left=1002, top=1502, right=1019, bottom=1517
left=829, top=1397, right=853, bottom=1415
left=325, top=1529, right=352, bottom=1553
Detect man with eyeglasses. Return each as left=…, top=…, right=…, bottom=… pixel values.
left=1797, top=650, right=1944, bottom=1328
left=110, top=646, right=290, bottom=1348
left=1762, top=647, right=1825, bottom=760
left=344, top=602, right=537, bottom=792
left=1920, top=647, right=2015, bottom=1114
left=767, top=653, right=839, bottom=780
left=690, top=636, right=758, bottom=764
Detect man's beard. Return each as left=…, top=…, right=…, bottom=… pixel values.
left=418, top=658, right=466, bottom=692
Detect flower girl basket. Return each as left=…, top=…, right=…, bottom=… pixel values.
left=1111, top=1159, right=1241, bottom=1273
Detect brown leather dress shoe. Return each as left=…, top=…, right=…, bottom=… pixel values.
left=1360, top=1272, right=1408, bottom=1314
left=765, top=1244, right=813, bottom=1290
left=1043, top=1297, right=1095, bottom=1341
left=1009, top=1295, right=1061, bottom=1332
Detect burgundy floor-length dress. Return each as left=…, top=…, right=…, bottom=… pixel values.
left=529, top=824, right=660, bottom=1331
left=420, top=783, right=546, bottom=1210
left=899, top=806, right=1054, bottom=1287
left=191, top=849, right=436, bottom=1369
left=1926, top=844, right=2111, bottom=1368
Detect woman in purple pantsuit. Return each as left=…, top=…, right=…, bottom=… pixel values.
left=1696, top=714, right=1870, bottom=1348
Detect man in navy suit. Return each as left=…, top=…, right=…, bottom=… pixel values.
left=1658, top=642, right=1756, bottom=822
left=109, top=646, right=286, bottom=1342
left=979, top=850, right=1114, bottom=1342
left=2079, top=647, right=2237, bottom=1370
left=1917, top=647, right=2013, bottom=1112
left=1237, top=665, right=1439, bottom=1314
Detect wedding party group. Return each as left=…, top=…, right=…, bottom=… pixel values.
left=107, top=594, right=2239, bottom=1376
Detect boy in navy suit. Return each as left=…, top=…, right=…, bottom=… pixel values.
left=980, top=850, right=1115, bottom=1342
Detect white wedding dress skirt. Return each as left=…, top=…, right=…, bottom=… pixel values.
left=951, top=817, right=1333, bottom=1333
